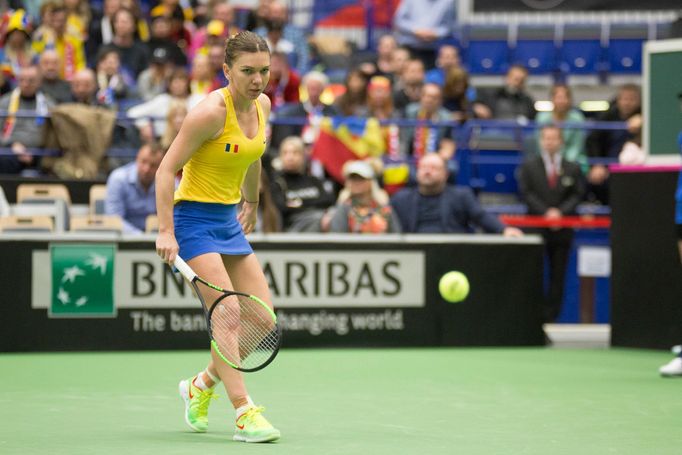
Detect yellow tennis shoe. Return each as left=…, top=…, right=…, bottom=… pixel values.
left=233, top=406, right=281, bottom=443
left=178, top=376, right=217, bottom=432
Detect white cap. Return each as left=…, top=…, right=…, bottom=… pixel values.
left=343, top=160, right=374, bottom=179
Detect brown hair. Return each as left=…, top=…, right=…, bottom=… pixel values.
left=224, top=30, right=270, bottom=67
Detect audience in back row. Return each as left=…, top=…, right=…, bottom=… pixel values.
left=104, top=141, right=163, bottom=234
left=0, top=0, right=650, bottom=242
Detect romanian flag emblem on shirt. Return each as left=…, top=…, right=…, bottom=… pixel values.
left=225, top=143, right=239, bottom=153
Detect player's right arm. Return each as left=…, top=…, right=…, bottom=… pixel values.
left=155, top=94, right=226, bottom=264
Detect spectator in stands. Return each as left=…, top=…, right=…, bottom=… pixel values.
left=425, top=44, right=461, bottom=87
left=146, top=13, right=187, bottom=67
left=105, top=142, right=164, bottom=234
left=86, top=0, right=121, bottom=62
left=402, top=82, right=456, bottom=162
left=391, top=153, right=522, bottom=236
left=137, top=47, right=173, bottom=101
left=358, top=76, right=397, bottom=121
left=64, top=0, right=91, bottom=41
left=357, top=76, right=401, bottom=157
left=328, top=160, right=401, bottom=234
left=473, top=64, right=536, bottom=120
left=0, top=65, right=54, bottom=174
left=160, top=99, right=187, bottom=150
left=0, top=9, right=36, bottom=84
left=517, top=125, right=586, bottom=322
left=263, top=51, right=300, bottom=111
left=536, top=84, right=587, bottom=172
left=393, top=0, right=457, bottom=69
left=38, top=50, right=71, bottom=104
left=70, top=68, right=100, bottom=105
left=271, top=136, right=335, bottom=232
left=207, top=43, right=228, bottom=88
left=101, top=7, right=150, bottom=80
left=393, top=58, right=425, bottom=114
left=269, top=71, right=338, bottom=151
left=149, top=0, right=192, bottom=49
left=244, top=0, right=273, bottom=31
left=350, top=34, right=398, bottom=82
left=127, top=68, right=203, bottom=143
left=585, top=83, right=641, bottom=204
left=32, top=3, right=86, bottom=81
left=188, top=1, right=239, bottom=59
left=256, top=1, right=309, bottom=75
left=190, top=54, right=218, bottom=96
left=390, top=46, right=411, bottom=82
left=95, top=48, right=131, bottom=107
left=442, top=67, right=472, bottom=121
left=334, top=68, right=369, bottom=116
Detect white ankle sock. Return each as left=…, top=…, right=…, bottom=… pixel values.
left=205, top=369, right=220, bottom=383
left=235, top=396, right=255, bottom=418
left=193, top=373, right=209, bottom=390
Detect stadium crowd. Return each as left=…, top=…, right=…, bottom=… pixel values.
left=0, top=1, right=660, bottom=320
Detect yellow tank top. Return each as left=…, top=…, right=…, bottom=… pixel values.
left=174, top=88, right=266, bottom=205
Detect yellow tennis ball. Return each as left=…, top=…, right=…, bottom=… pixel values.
left=439, top=271, right=470, bottom=303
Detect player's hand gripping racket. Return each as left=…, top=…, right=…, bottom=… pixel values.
left=174, top=255, right=281, bottom=372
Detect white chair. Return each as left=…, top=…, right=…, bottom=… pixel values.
left=70, top=215, right=123, bottom=234
left=0, top=215, right=54, bottom=233
left=15, top=183, right=72, bottom=232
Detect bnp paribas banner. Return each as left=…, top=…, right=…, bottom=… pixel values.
left=50, top=244, right=116, bottom=317
left=33, top=247, right=425, bottom=316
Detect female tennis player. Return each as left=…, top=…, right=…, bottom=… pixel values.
left=155, top=31, right=279, bottom=442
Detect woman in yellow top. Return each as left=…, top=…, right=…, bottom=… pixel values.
left=155, top=31, right=279, bottom=443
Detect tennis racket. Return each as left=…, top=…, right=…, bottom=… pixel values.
left=173, top=255, right=281, bottom=372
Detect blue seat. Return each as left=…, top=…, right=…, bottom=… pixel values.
left=463, top=24, right=510, bottom=75
left=558, top=24, right=604, bottom=76
left=466, top=40, right=510, bottom=75
left=559, top=38, right=603, bottom=75
left=607, top=38, right=644, bottom=74
left=606, top=23, right=648, bottom=74
left=513, top=39, right=558, bottom=74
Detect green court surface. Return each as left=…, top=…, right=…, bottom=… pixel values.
left=0, top=348, right=679, bottom=455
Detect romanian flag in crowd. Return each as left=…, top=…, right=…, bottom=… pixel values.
left=313, top=0, right=399, bottom=28
left=311, top=116, right=385, bottom=183
left=382, top=161, right=411, bottom=195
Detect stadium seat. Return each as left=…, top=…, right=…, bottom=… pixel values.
left=17, top=183, right=71, bottom=205
left=607, top=23, right=648, bottom=74
left=559, top=24, right=604, bottom=76
left=89, top=184, right=107, bottom=215
left=0, top=215, right=54, bottom=233
left=513, top=25, right=558, bottom=75
left=16, top=183, right=71, bottom=232
left=464, top=25, right=510, bottom=75
left=70, top=215, right=123, bottom=234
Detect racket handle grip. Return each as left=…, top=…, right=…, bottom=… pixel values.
left=174, top=255, right=197, bottom=281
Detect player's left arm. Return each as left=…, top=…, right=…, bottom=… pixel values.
left=237, top=94, right=272, bottom=234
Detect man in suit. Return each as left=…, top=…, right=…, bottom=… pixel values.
left=391, top=153, right=523, bottom=236
left=518, top=124, right=586, bottom=322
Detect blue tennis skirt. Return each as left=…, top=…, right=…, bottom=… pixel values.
left=174, top=201, right=253, bottom=261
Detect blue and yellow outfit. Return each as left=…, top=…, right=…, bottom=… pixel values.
left=174, top=88, right=266, bottom=260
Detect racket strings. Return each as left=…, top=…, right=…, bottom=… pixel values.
left=210, top=294, right=279, bottom=370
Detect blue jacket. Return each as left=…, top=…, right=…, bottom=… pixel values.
left=391, top=185, right=505, bottom=234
